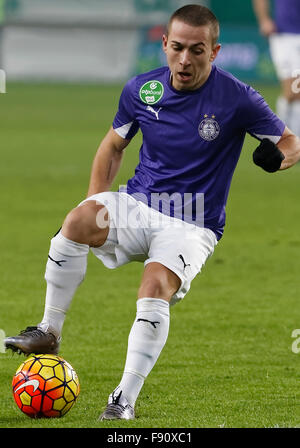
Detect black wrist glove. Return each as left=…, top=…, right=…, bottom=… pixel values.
left=252, top=138, right=285, bottom=173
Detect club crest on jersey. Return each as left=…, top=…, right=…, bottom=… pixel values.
left=139, top=80, right=164, bottom=105
left=198, top=114, right=220, bottom=141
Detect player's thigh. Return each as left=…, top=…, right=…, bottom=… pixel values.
left=62, top=199, right=109, bottom=247
left=82, top=192, right=150, bottom=268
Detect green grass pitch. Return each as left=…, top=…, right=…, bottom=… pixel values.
left=1, top=81, right=300, bottom=428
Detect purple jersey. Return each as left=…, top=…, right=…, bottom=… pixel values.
left=274, top=0, right=300, bottom=34
left=113, top=65, right=285, bottom=240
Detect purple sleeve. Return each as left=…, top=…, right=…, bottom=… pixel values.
left=113, top=78, right=140, bottom=140
left=240, top=85, right=285, bottom=143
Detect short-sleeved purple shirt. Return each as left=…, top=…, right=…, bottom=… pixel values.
left=113, top=65, right=285, bottom=240
left=274, top=0, right=300, bottom=34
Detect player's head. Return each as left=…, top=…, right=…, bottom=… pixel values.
left=166, top=4, right=220, bottom=45
left=163, top=4, right=221, bottom=91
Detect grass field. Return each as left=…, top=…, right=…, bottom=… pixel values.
left=1, top=81, right=300, bottom=429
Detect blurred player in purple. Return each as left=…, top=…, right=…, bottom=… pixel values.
left=5, top=4, right=300, bottom=420
left=253, top=0, right=300, bottom=136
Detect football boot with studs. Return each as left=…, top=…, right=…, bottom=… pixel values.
left=99, top=388, right=135, bottom=420
left=5, top=326, right=60, bottom=355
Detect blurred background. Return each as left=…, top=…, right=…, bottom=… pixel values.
left=0, top=0, right=277, bottom=84
left=3, top=1, right=300, bottom=429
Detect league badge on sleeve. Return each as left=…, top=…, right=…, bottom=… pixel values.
left=139, top=80, right=164, bottom=105
left=198, top=114, right=220, bottom=141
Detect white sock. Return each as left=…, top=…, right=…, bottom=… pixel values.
left=289, top=100, right=300, bottom=137
left=115, top=297, right=170, bottom=407
left=38, top=232, right=89, bottom=338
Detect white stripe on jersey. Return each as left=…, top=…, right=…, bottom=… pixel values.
left=114, top=122, right=133, bottom=139
left=253, top=133, right=282, bottom=144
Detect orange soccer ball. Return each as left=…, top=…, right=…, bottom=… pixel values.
left=12, top=354, right=80, bottom=418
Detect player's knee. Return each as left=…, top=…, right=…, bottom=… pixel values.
left=138, top=266, right=180, bottom=301
left=138, top=277, right=168, bottom=299
left=62, top=201, right=109, bottom=246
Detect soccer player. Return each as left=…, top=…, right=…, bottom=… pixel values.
left=5, top=4, right=300, bottom=420
left=253, top=0, right=300, bottom=136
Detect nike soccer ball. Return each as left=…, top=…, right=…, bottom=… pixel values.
left=12, top=354, right=80, bottom=418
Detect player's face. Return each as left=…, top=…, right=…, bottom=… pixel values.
left=163, top=19, right=221, bottom=91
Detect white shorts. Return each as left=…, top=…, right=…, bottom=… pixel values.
left=79, top=192, right=217, bottom=306
left=269, top=33, right=300, bottom=80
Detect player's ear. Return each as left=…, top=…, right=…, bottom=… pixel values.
left=162, top=34, right=168, bottom=53
left=210, top=43, right=221, bottom=62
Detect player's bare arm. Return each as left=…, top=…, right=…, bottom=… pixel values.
left=252, top=0, right=277, bottom=36
left=87, top=127, right=130, bottom=197
left=277, top=127, right=300, bottom=170
left=59, top=128, right=131, bottom=246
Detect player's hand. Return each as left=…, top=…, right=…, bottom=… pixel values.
left=259, top=18, right=277, bottom=37
left=253, top=138, right=285, bottom=173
